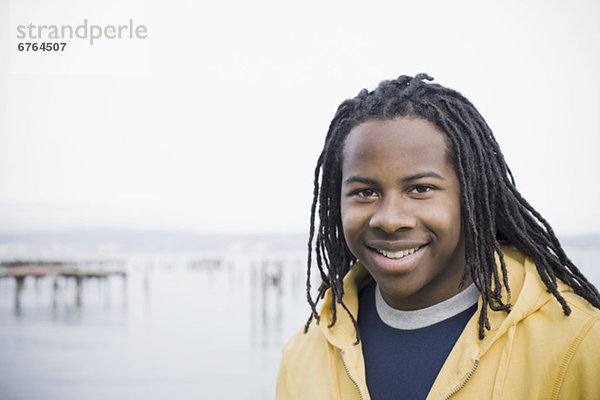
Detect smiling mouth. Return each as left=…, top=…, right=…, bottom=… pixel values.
left=374, top=246, right=423, bottom=259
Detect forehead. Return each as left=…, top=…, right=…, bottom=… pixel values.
left=342, top=118, right=451, bottom=174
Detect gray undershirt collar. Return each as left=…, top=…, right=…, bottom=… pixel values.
left=375, top=283, right=480, bottom=330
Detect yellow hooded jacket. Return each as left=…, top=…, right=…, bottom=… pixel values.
left=276, top=247, right=600, bottom=399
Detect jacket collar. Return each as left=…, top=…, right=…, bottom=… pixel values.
left=318, top=262, right=371, bottom=350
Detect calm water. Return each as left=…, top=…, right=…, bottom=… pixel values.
left=0, top=249, right=310, bottom=400
left=0, top=246, right=598, bottom=400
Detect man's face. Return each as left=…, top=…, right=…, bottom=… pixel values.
left=340, top=117, right=466, bottom=310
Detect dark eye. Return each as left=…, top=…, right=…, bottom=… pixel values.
left=355, top=189, right=378, bottom=198
left=410, top=185, right=433, bottom=194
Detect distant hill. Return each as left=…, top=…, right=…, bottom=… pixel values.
left=0, top=229, right=308, bottom=252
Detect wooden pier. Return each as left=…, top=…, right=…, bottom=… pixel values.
left=0, top=261, right=127, bottom=308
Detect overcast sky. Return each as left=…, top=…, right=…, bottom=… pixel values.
left=1, top=0, right=599, bottom=236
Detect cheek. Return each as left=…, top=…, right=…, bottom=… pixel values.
left=441, top=204, right=463, bottom=246
left=425, top=197, right=462, bottom=237
left=340, top=204, right=355, bottom=237
left=340, top=203, right=364, bottom=243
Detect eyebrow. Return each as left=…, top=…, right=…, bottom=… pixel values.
left=343, top=176, right=378, bottom=186
left=401, top=172, right=444, bottom=183
left=343, top=172, right=444, bottom=186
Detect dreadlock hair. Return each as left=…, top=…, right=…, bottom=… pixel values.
left=304, top=73, right=600, bottom=342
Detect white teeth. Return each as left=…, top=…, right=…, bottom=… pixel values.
left=376, top=247, right=419, bottom=259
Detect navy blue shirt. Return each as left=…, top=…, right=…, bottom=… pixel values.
left=358, top=280, right=477, bottom=400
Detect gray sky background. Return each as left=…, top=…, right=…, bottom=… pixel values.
left=1, top=0, right=599, bottom=235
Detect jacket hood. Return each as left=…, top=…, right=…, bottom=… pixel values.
left=478, top=247, right=574, bottom=355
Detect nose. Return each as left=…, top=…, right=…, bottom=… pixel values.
left=368, top=193, right=416, bottom=234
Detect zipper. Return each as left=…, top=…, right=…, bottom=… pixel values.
left=444, top=359, right=479, bottom=400
left=340, top=350, right=364, bottom=400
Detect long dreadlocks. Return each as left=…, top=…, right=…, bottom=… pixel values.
left=305, top=73, right=600, bottom=341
